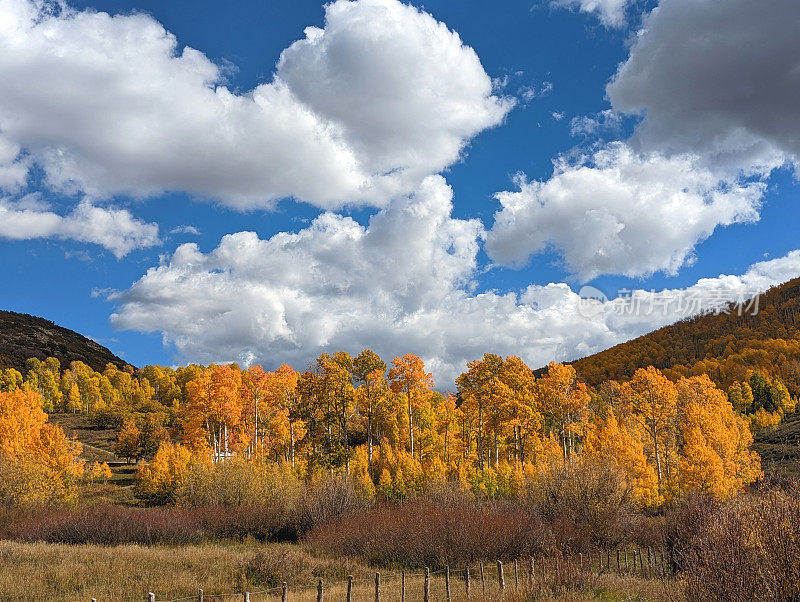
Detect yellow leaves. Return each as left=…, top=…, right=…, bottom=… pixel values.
left=0, top=389, right=83, bottom=507
left=749, top=407, right=782, bottom=432
left=1, top=349, right=768, bottom=509
left=538, top=362, right=590, bottom=464
left=0, top=368, right=23, bottom=393
left=584, top=411, right=661, bottom=508
left=87, top=461, right=112, bottom=483
left=388, top=354, right=434, bottom=395
left=621, top=367, right=678, bottom=426
left=373, top=441, right=424, bottom=500
left=135, top=441, right=192, bottom=504
left=676, top=375, right=762, bottom=500
left=350, top=445, right=375, bottom=500
left=115, top=419, right=141, bottom=462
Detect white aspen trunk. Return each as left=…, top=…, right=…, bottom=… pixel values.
left=444, top=423, right=449, bottom=464
left=289, top=421, right=295, bottom=468
left=478, top=402, right=484, bottom=470
left=408, top=392, right=414, bottom=457
left=367, top=409, right=373, bottom=476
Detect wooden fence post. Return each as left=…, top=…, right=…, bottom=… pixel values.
left=480, top=561, right=486, bottom=596
left=624, top=550, right=629, bottom=572
left=465, top=565, right=471, bottom=598
left=445, top=565, right=451, bottom=602
left=199, top=588, right=204, bottom=602
left=401, top=570, right=406, bottom=602
left=424, top=568, right=430, bottom=602
left=529, top=556, right=535, bottom=587
left=616, top=549, right=620, bottom=572
left=244, top=593, right=250, bottom=602
left=281, top=582, right=288, bottom=602
left=497, top=560, right=505, bottom=590
left=514, top=559, right=518, bottom=590
left=317, top=579, right=324, bottom=602
left=598, top=550, right=603, bottom=575
left=148, top=593, right=155, bottom=602
left=375, top=572, right=381, bottom=602
left=579, top=553, right=584, bottom=576
left=347, top=575, right=353, bottom=602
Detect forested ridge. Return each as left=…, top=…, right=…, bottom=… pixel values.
left=570, top=277, right=800, bottom=396
left=0, top=310, right=127, bottom=374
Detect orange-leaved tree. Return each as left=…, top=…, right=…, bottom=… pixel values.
left=0, top=389, right=83, bottom=506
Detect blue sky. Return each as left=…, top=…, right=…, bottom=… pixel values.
left=1, top=0, right=798, bottom=385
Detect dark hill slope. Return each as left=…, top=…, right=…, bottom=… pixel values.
left=567, top=278, right=800, bottom=392
left=0, top=310, right=128, bottom=373
left=754, top=410, right=800, bottom=477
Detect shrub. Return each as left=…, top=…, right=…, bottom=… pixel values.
left=668, top=488, right=800, bottom=600
left=304, top=494, right=545, bottom=568
left=11, top=503, right=301, bottom=545
left=522, top=463, right=639, bottom=552
left=295, top=474, right=371, bottom=534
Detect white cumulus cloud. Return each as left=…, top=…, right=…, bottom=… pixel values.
left=109, top=175, right=800, bottom=387
left=489, top=0, right=799, bottom=280
left=485, top=143, right=763, bottom=280
left=0, top=0, right=511, bottom=209
left=0, top=197, right=160, bottom=257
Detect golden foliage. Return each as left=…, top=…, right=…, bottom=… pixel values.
left=0, top=389, right=83, bottom=507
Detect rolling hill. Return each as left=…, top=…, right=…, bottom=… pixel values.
left=0, top=310, right=128, bottom=373
left=568, top=277, right=800, bottom=394
left=564, top=277, right=800, bottom=477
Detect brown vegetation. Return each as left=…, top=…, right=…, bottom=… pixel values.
left=667, top=488, right=800, bottom=601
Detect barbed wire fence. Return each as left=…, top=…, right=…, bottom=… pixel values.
left=87, top=547, right=671, bottom=602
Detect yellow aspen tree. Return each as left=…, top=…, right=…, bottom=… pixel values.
left=352, top=349, right=387, bottom=471
left=388, top=354, right=433, bottom=460
left=0, top=389, right=83, bottom=506
left=584, top=410, right=661, bottom=507
left=115, top=418, right=141, bottom=463
left=135, top=441, right=192, bottom=504
left=676, top=375, right=762, bottom=499
left=537, top=362, right=590, bottom=467
left=620, top=367, right=678, bottom=495
left=456, top=354, right=504, bottom=470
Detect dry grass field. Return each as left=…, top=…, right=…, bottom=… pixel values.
left=0, top=540, right=676, bottom=602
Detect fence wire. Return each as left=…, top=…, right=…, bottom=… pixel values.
left=133, top=549, right=671, bottom=602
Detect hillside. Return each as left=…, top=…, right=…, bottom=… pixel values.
left=0, top=310, right=128, bottom=373
left=754, top=410, right=800, bottom=478
left=569, top=277, right=800, bottom=395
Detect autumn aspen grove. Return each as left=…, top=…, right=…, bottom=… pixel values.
left=3, top=0, right=800, bottom=599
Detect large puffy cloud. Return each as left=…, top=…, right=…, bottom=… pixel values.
left=109, top=175, right=800, bottom=386
left=607, top=0, right=800, bottom=174
left=489, top=0, right=799, bottom=280
left=0, top=197, right=160, bottom=257
left=485, top=143, right=763, bottom=279
left=0, top=0, right=510, bottom=209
